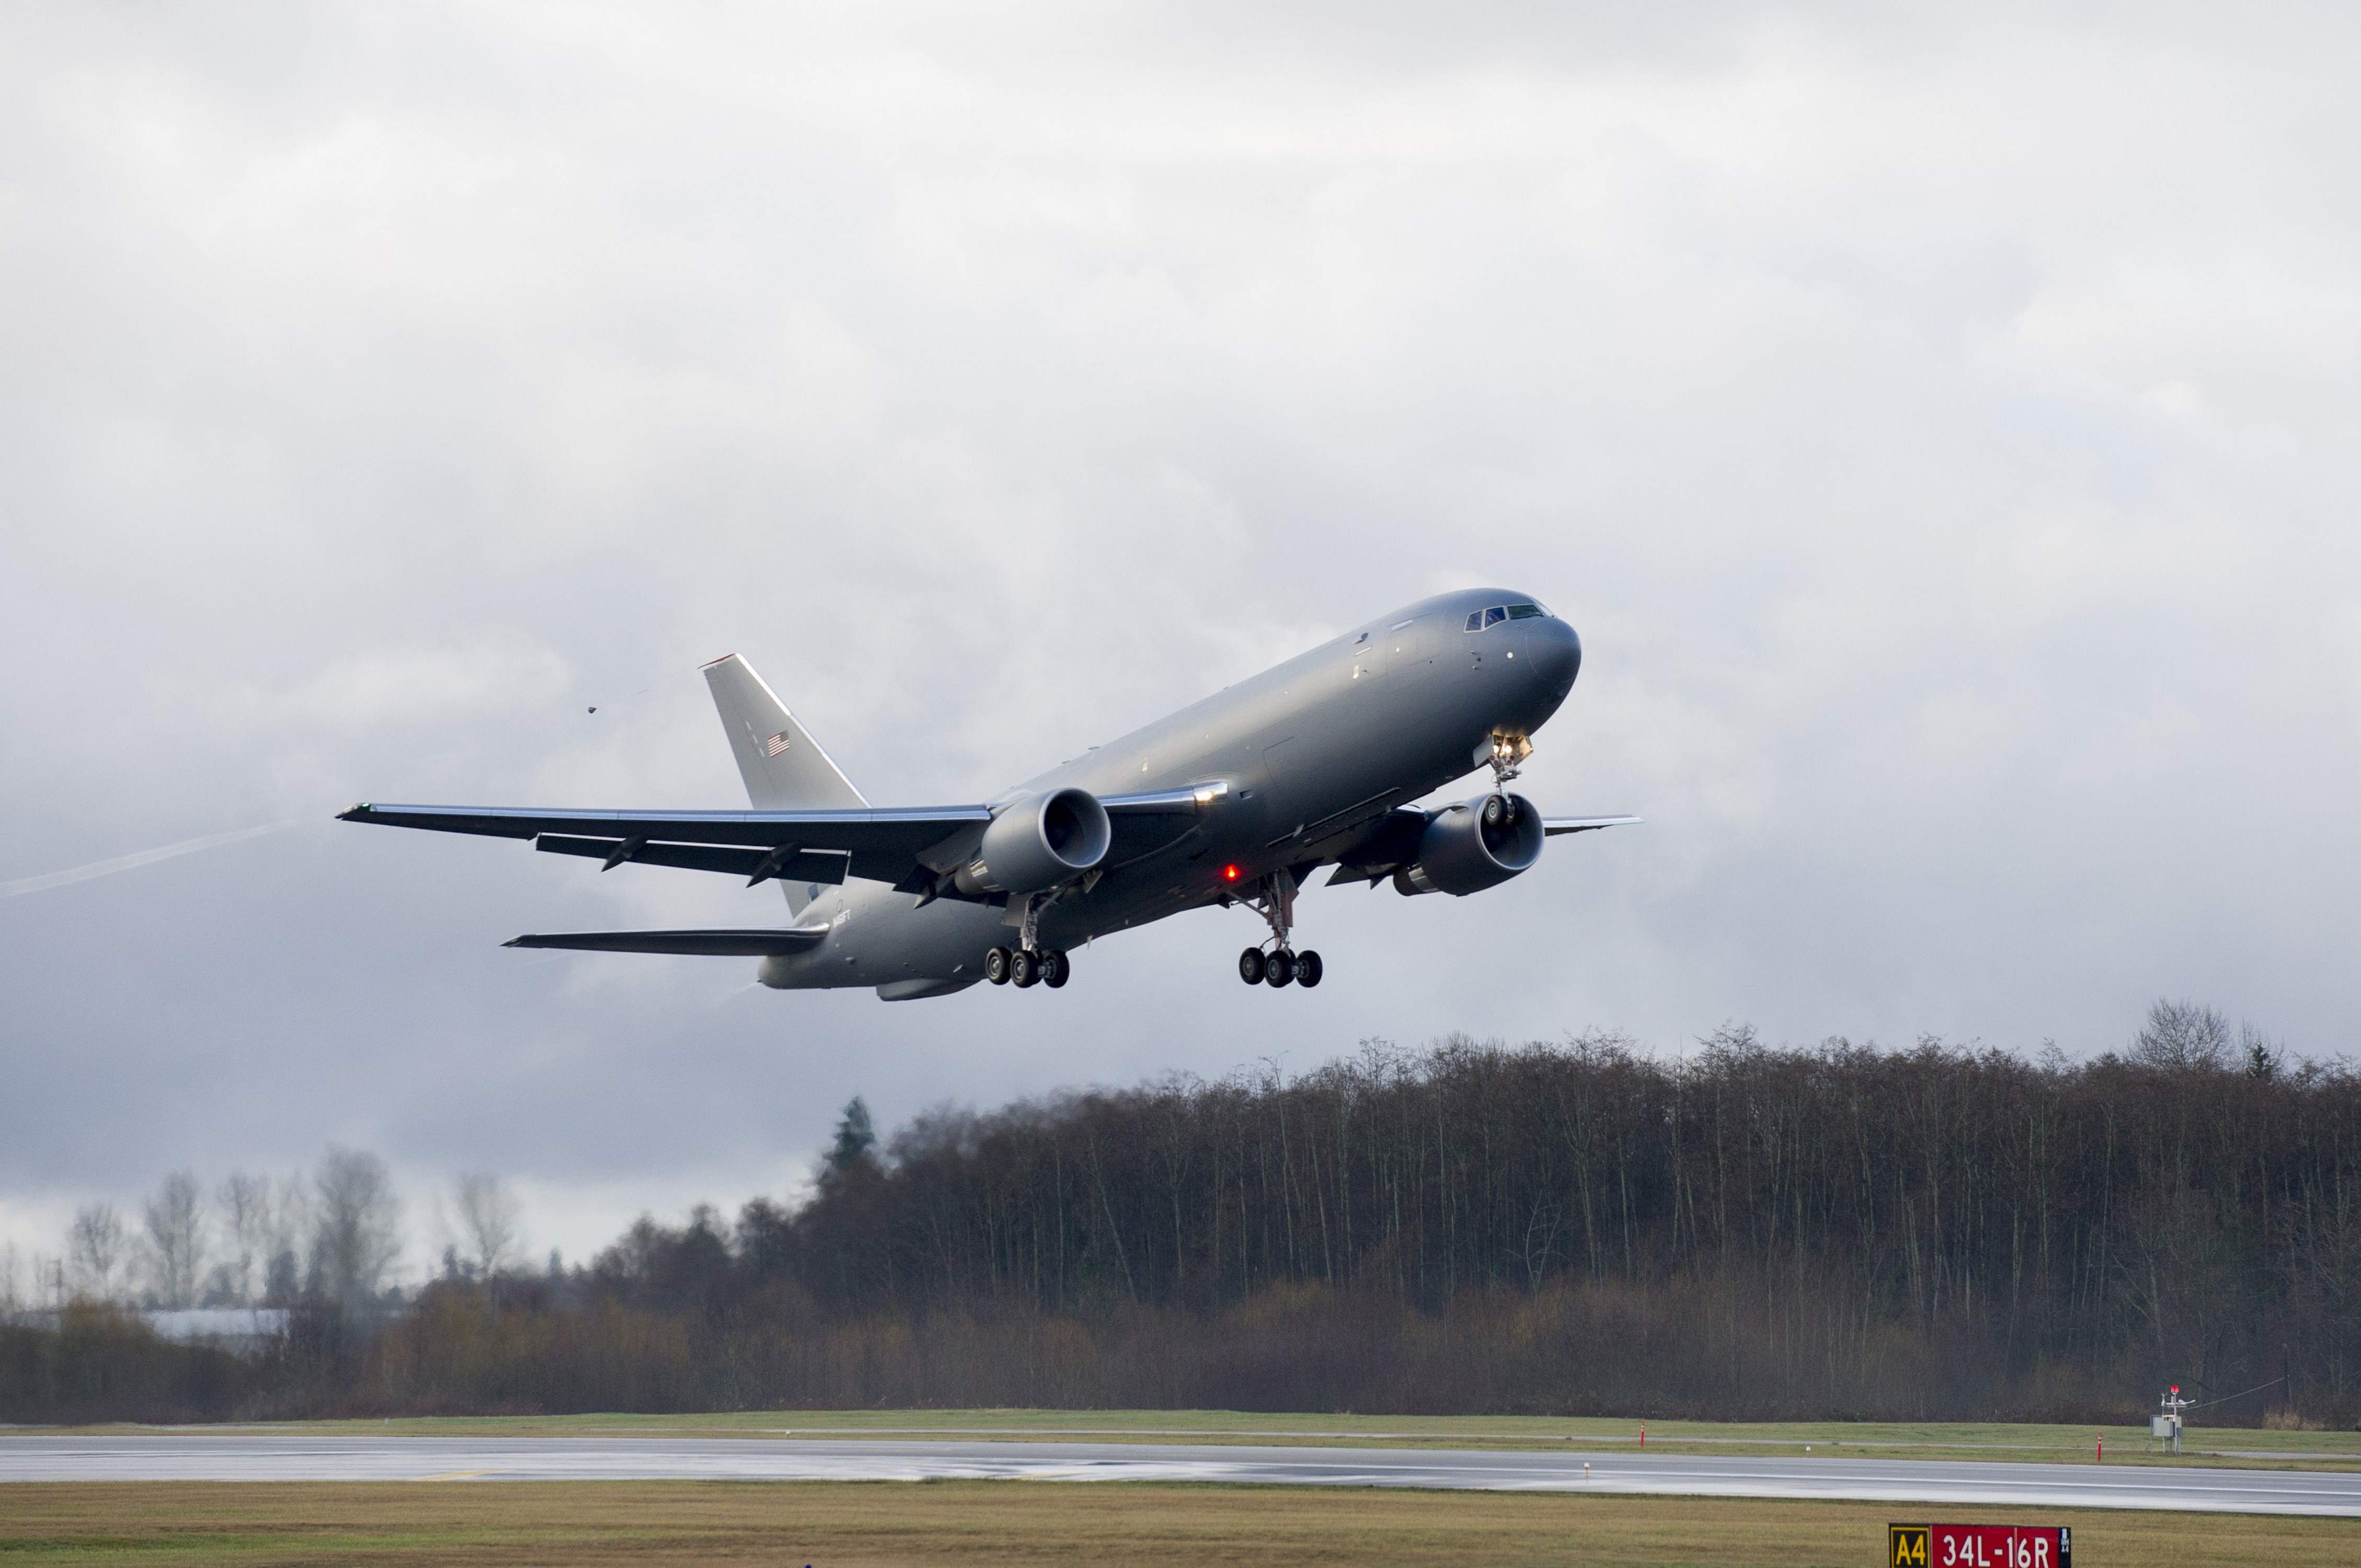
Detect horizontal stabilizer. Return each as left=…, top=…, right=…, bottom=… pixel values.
left=1542, top=815, right=1643, bottom=835
left=503, top=926, right=830, bottom=956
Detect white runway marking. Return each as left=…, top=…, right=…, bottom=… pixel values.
left=3, top=1435, right=2359, bottom=1515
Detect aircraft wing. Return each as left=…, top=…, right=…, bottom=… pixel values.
left=338, top=801, right=994, bottom=887
left=1096, top=783, right=1225, bottom=815
left=1324, top=806, right=1641, bottom=885
left=505, top=926, right=830, bottom=956
left=1091, top=783, right=1228, bottom=868
left=1543, top=815, right=1643, bottom=835
left=340, top=787, right=1227, bottom=892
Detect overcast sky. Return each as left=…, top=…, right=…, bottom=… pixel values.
left=4, top=4, right=2356, bottom=1274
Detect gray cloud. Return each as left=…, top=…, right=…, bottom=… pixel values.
left=4, top=3, right=2356, bottom=1264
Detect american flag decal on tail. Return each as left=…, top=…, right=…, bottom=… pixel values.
left=764, top=732, right=792, bottom=757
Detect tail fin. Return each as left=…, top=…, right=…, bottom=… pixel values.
left=703, top=655, right=866, bottom=918
left=702, top=654, right=868, bottom=810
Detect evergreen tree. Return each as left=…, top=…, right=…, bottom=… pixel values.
left=824, top=1097, right=877, bottom=1179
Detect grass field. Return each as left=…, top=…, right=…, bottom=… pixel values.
left=60, top=1408, right=2361, bottom=1468
left=3, top=1482, right=2359, bottom=1567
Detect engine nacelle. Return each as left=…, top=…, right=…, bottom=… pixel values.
left=1393, top=792, right=1544, bottom=897
left=955, top=787, right=1112, bottom=895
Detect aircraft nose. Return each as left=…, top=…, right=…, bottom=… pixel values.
left=1532, top=615, right=1581, bottom=693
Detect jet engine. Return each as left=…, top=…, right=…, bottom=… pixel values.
left=955, top=787, right=1112, bottom=895
left=1393, top=792, right=1543, bottom=896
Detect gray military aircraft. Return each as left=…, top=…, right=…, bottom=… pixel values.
left=340, top=587, right=1636, bottom=999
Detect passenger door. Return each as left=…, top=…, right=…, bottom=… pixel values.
left=1259, top=737, right=1303, bottom=841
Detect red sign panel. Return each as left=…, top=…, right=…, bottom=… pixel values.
left=1890, top=1524, right=2071, bottom=1568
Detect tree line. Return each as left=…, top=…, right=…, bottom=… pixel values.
left=7, top=1001, right=2358, bottom=1425
left=1, top=1148, right=522, bottom=1316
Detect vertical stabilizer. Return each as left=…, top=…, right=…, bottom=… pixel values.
left=703, top=655, right=866, bottom=917
left=702, top=654, right=868, bottom=810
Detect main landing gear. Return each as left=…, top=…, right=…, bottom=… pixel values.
left=1239, top=946, right=1322, bottom=988
left=1235, top=870, right=1323, bottom=989
left=986, top=946, right=1069, bottom=988
left=985, top=893, right=1070, bottom=990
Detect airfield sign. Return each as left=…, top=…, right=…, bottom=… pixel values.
left=1890, top=1524, right=2071, bottom=1568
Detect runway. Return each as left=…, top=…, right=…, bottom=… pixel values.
left=4, top=1434, right=2359, bottom=1515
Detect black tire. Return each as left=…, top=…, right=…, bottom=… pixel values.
left=1483, top=794, right=1507, bottom=828
left=1238, top=948, right=1266, bottom=985
left=1296, top=950, right=1323, bottom=988
left=985, top=947, right=1012, bottom=985
left=1042, top=950, right=1070, bottom=988
left=1266, top=949, right=1296, bottom=988
left=1012, top=949, right=1040, bottom=987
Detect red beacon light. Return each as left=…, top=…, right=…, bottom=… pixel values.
left=1222, top=864, right=1241, bottom=882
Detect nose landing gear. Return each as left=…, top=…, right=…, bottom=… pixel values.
left=1475, top=730, right=1533, bottom=839
left=1483, top=729, right=1533, bottom=789
left=1234, top=871, right=1322, bottom=990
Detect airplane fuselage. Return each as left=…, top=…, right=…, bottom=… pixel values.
left=762, top=587, right=1581, bottom=997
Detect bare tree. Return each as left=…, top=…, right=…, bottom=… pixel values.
left=452, top=1172, right=522, bottom=1280
left=311, top=1148, right=403, bottom=1310
left=2131, top=998, right=2233, bottom=1071
left=139, top=1171, right=207, bottom=1310
left=212, top=1172, right=275, bottom=1306
left=68, top=1203, right=126, bottom=1300
left=268, top=1172, right=312, bottom=1301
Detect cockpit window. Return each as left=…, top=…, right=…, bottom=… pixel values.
left=1469, top=602, right=1548, bottom=630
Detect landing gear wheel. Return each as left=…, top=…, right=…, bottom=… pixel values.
left=985, top=947, right=1013, bottom=985
left=1294, top=950, right=1323, bottom=988
left=1041, top=949, right=1070, bottom=988
left=1239, top=948, right=1266, bottom=985
left=1012, top=949, right=1040, bottom=987
left=1483, top=793, right=1508, bottom=827
left=1265, top=949, right=1297, bottom=988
